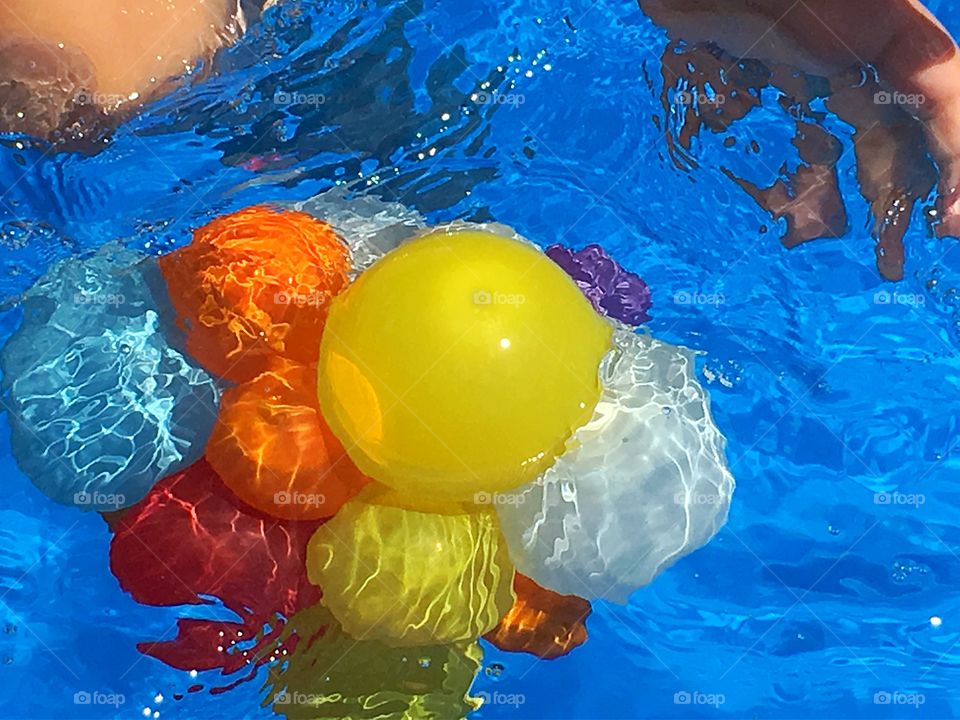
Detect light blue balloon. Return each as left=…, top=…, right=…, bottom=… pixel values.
left=1, top=244, right=221, bottom=511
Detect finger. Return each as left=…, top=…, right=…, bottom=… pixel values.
left=827, top=81, right=937, bottom=280
left=920, top=99, right=960, bottom=237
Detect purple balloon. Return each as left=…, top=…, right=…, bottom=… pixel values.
left=547, top=244, right=652, bottom=326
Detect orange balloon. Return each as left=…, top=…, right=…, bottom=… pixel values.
left=483, top=573, right=591, bottom=659
left=158, top=205, right=351, bottom=382
left=205, top=359, right=369, bottom=520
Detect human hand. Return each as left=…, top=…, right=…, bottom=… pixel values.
left=641, top=0, right=960, bottom=279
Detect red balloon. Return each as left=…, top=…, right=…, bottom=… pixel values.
left=108, top=460, right=322, bottom=676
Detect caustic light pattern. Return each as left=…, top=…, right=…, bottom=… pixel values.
left=108, top=460, right=322, bottom=674
left=1, top=245, right=220, bottom=511
left=496, top=326, right=735, bottom=602
left=159, top=205, right=350, bottom=382
left=305, top=492, right=516, bottom=647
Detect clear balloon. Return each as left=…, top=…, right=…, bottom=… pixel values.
left=317, top=228, right=613, bottom=500
left=1, top=244, right=220, bottom=511
left=291, top=186, right=425, bottom=274
left=496, top=326, right=735, bottom=603
left=305, top=487, right=516, bottom=646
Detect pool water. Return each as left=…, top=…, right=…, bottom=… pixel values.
left=3, top=0, right=960, bottom=718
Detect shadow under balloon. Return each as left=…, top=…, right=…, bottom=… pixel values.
left=259, top=602, right=485, bottom=719
left=259, top=576, right=592, bottom=718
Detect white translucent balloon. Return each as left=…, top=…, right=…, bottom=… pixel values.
left=292, top=187, right=425, bottom=273
left=495, top=325, right=735, bottom=603
left=291, top=191, right=530, bottom=273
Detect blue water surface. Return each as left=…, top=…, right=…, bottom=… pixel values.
left=3, top=0, right=960, bottom=718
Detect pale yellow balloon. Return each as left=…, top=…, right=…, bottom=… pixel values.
left=305, top=488, right=516, bottom=647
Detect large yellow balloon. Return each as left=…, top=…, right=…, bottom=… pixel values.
left=305, top=488, right=516, bottom=647
left=317, top=228, right=612, bottom=499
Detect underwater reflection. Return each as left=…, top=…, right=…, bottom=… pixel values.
left=261, top=603, right=484, bottom=719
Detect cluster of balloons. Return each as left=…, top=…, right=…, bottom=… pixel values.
left=2, top=188, right=734, bottom=715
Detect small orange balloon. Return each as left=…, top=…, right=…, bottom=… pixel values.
left=483, top=573, right=591, bottom=659
left=158, top=205, right=350, bottom=382
left=205, top=359, right=368, bottom=520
